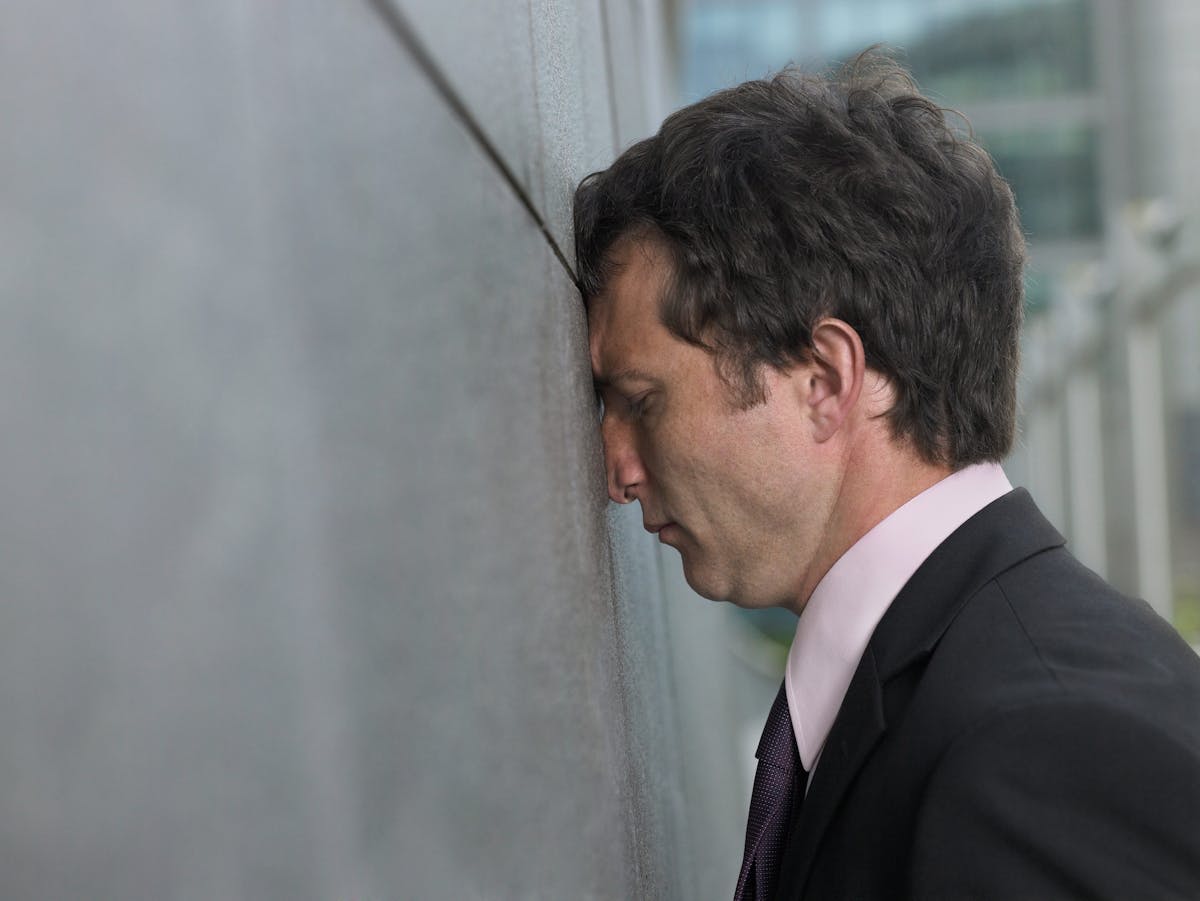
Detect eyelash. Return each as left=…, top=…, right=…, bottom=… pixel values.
left=595, top=393, right=650, bottom=421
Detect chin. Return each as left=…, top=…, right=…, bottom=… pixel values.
left=683, top=561, right=793, bottom=610
left=679, top=557, right=727, bottom=602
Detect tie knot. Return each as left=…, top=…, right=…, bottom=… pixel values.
left=755, top=683, right=798, bottom=774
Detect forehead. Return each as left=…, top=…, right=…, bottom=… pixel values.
left=587, top=237, right=673, bottom=376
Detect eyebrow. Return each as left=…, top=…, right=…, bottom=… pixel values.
left=592, top=367, right=660, bottom=390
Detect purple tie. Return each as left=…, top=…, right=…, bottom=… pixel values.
left=734, top=683, right=803, bottom=901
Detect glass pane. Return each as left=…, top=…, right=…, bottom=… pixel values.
left=681, top=0, right=1094, bottom=105
left=982, top=125, right=1102, bottom=240
left=900, top=0, right=1093, bottom=102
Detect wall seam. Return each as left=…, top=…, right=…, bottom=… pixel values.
left=365, top=0, right=580, bottom=287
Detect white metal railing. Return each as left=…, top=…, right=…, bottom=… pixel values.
left=1020, top=201, right=1199, bottom=626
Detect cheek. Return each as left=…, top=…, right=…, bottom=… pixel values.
left=646, top=390, right=780, bottom=501
left=648, top=422, right=713, bottom=486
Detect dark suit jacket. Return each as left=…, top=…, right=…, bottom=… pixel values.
left=775, top=488, right=1200, bottom=900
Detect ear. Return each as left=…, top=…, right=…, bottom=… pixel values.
left=803, top=318, right=866, bottom=443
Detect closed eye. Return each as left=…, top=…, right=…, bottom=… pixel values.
left=626, top=393, right=651, bottom=420
left=595, top=386, right=653, bottom=423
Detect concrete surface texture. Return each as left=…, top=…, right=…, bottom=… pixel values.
left=0, top=0, right=738, bottom=897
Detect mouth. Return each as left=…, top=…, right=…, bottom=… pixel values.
left=644, top=521, right=675, bottom=535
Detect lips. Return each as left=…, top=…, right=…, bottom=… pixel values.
left=644, top=521, right=673, bottom=534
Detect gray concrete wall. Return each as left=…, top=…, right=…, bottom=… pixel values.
left=0, top=1, right=751, bottom=897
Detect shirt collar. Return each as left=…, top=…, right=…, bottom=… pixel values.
left=784, top=462, right=1013, bottom=772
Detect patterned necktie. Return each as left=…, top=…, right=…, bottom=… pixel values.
left=733, top=682, right=804, bottom=901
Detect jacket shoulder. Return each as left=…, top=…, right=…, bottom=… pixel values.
left=902, top=549, right=1200, bottom=897
left=909, top=694, right=1200, bottom=900
left=921, top=546, right=1200, bottom=712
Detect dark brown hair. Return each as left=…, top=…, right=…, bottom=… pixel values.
left=573, top=50, right=1025, bottom=468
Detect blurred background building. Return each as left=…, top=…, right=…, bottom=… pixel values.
left=0, top=1, right=1194, bottom=898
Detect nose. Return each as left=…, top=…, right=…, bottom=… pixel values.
left=601, top=414, right=646, bottom=504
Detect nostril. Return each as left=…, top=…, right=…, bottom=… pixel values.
left=606, top=472, right=622, bottom=504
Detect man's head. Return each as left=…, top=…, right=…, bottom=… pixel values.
left=576, top=51, right=1025, bottom=610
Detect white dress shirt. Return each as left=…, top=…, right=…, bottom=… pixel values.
left=784, top=463, right=1013, bottom=783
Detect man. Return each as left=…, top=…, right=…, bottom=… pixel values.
left=574, top=52, right=1200, bottom=900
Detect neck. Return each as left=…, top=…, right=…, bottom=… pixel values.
left=792, top=438, right=952, bottom=613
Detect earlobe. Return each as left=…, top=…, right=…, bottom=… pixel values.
left=806, top=318, right=866, bottom=443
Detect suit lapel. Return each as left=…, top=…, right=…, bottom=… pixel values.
left=775, top=645, right=886, bottom=898
left=773, top=489, right=1065, bottom=899
left=868, top=488, right=1064, bottom=682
